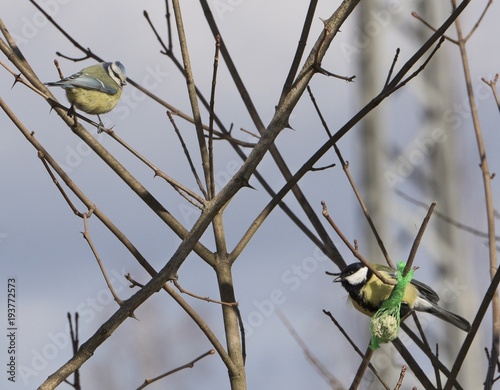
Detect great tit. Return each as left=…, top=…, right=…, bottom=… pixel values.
left=45, top=61, right=127, bottom=132
left=333, top=262, right=471, bottom=332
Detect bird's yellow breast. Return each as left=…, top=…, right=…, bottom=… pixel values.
left=66, top=88, right=122, bottom=115
left=352, top=275, right=417, bottom=317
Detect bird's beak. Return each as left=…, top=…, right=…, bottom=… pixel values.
left=326, top=270, right=342, bottom=282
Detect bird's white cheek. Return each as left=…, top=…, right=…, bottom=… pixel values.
left=344, top=267, right=368, bottom=285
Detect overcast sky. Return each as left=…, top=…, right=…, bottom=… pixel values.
left=1, top=1, right=500, bottom=389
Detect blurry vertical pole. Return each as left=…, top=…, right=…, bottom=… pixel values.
left=357, top=0, right=387, bottom=261
left=357, top=2, right=391, bottom=388
left=411, top=1, right=479, bottom=388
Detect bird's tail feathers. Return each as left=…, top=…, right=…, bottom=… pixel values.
left=427, top=304, right=471, bottom=332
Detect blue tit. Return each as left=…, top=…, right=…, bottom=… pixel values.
left=45, top=61, right=126, bottom=132
left=333, top=262, right=471, bottom=332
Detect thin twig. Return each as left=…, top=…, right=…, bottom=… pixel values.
left=208, top=35, right=221, bottom=199
left=411, top=12, right=458, bottom=44
left=393, top=366, right=407, bottom=390
left=404, top=201, right=436, bottom=276
left=482, top=74, right=500, bottom=114
left=102, top=127, right=206, bottom=208
left=164, top=0, right=173, bottom=52
left=143, top=10, right=171, bottom=56
left=316, top=66, right=356, bottom=82
left=464, top=0, right=493, bottom=42
left=239, top=127, right=260, bottom=139
left=37, top=152, right=84, bottom=218
left=172, top=279, right=238, bottom=307
left=63, top=313, right=80, bottom=390
left=321, top=201, right=396, bottom=285
left=434, top=344, right=442, bottom=390
left=82, top=214, right=125, bottom=307
left=394, top=188, right=500, bottom=241
left=279, top=0, right=319, bottom=102
left=277, top=310, right=342, bottom=388
left=171, top=0, right=211, bottom=197
left=310, top=163, right=336, bottom=172
left=322, top=310, right=391, bottom=390
left=384, top=48, right=400, bottom=90
left=411, top=313, right=442, bottom=389
left=167, top=111, right=208, bottom=199
left=332, top=143, right=394, bottom=269
left=386, top=36, right=446, bottom=94
left=307, top=85, right=332, bottom=137
left=136, top=349, right=215, bottom=389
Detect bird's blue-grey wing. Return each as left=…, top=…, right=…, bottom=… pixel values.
left=46, top=73, right=118, bottom=95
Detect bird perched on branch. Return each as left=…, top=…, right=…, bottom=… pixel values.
left=45, top=61, right=126, bottom=132
left=332, top=262, right=471, bottom=332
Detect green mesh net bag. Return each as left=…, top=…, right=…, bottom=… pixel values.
left=369, top=261, right=414, bottom=350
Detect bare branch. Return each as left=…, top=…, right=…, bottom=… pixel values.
left=384, top=48, right=400, bottom=90
left=393, top=366, right=407, bottom=390
left=404, top=201, right=436, bottom=276
left=82, top=214, right=125, bottom=307
left=465, top=0, right=493, bottom=42
left=482, top=74, right=500, bottom=114
left=171, top=0, right=211, bottom=196
left=411, top=11, right=458, bottom=44
left=322, top=310, right=391, bottom=390
left=395, top=188, right=500, bottom=240
left=173, top=279, right=238, bottom=307
left=279, top=0, right=319, bottom=102
left=136, top=349, right=215, bottom=389
left=331, top=143, right=394, bottom=269
left=277, top=310, right=342, bottom=388
left=208, top=35, right=221, bottom=199
left=321, top=201, right=396, bottom=285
